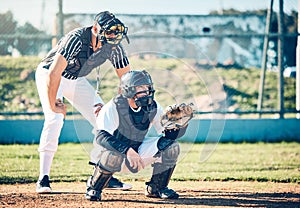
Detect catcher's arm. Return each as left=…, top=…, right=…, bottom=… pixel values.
left=160, top=103, right=194, bottom=140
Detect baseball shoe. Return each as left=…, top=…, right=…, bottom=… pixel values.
left=85, top=188, right=101, bottom=201
left=36, top=175, right=52, bottom=194
left=106, top=177, right=132, bottom=190
left=145, top=183, right=179, bottom=199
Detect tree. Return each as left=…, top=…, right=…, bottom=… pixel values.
left=15, top=22, right=49, bottom=55
left=0, top=11, right=17, bottom=55
left=0, top=10, right=51, bottom=56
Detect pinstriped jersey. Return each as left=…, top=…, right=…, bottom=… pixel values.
left=40, top=26, right=129, bottom=78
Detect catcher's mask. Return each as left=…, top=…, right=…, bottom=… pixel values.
left=120, top=70, right=155, bottom=108
left=94, top=11, right=129, bottom=45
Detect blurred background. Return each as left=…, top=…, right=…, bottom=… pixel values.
left=0, top=0, right=298, bottom=120
left=0, top=1, right=299, bottom=187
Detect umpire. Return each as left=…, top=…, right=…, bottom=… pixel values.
left=35, top=11, right=132, bottom=193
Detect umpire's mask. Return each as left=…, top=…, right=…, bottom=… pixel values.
left=94, top=11, right=129, bottom=45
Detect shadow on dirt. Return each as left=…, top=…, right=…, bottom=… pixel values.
left=1, top=188, right=299, bottom=207
left=105, top=191, right=300, bottom=207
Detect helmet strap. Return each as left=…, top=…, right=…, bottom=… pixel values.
left=125, top=34, right=130, bottom=44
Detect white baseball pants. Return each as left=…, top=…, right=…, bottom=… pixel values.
left=35, top=65, right=103, bottom=153
left=35, top=65, right=104, bottom=179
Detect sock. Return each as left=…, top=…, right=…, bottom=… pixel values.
left=39, top=151, right=55, bottom=180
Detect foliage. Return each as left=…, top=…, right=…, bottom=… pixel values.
left=0, top=11, right=51, bottom=56
left=0, top=56, right=41, bottom=112
left=0, top=11, right=17, bottom=55
left=217, top=67, right=296, bottom=110
left=0, top=142, right=299, bottom=184
left=0, top=8, right=298, bottom=64
left=0, top=56, right=296, bottom=114
left=15, top=23, right=50, bottom=56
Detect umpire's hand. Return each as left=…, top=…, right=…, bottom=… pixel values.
left=93, top=103, right=104, bottom=117
left=54, top=98, right=67, bottom=118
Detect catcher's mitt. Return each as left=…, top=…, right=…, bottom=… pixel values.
left=160, top=103, right=194, bottom=130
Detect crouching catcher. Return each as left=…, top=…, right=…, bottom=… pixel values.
left=86, top=70, right=194, bottom=201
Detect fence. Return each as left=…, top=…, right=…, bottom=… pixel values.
left=0, top=1, right=299, bottom=118
left=1, top=118, right=300, bottom=144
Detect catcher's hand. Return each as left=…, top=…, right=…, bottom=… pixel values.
left=160, top=103, right=194, bottom=130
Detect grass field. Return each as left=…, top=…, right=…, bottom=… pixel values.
left=0, top=142, right=299, bottom=184
left=0, top=56, right=296, bottom=115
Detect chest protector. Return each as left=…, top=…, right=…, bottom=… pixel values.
left=113, top=95, right=157, bottom=151
left=64, top=27, right=113, bottom=78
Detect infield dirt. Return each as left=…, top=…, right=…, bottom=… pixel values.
left=0, top=181, right=299, bottom=208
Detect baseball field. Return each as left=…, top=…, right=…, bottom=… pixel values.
left=0, top=142, right=299, bottom=207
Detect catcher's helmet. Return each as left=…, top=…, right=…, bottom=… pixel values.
left=120, top=70, right=155, bottom=107
left=94, top=11, right=129, bottom=45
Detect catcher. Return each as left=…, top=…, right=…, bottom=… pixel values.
left=86, top=70, right=194, bottom=201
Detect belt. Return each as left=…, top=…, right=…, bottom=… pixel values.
left=40, top=63, right=78, bottom=80
left=62, top=71, right=78, bottom=80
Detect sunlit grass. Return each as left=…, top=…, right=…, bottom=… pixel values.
left=0, top=142, right=299, bottom=184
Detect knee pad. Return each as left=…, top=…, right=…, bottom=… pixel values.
left=161, top=142, right=180, bottom=167
left=97, top=150, right=124, bottom=173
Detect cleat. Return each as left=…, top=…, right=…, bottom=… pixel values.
left=145, top=182, right=160, bottom=198
left=106, top=177, right=132, bottom=190
left=159, top=187, right=179, bottom=199
left=85, top=189, right=101, bottom=201
left=36, top=175, right=52, bottom=194
left=145, top=183, right=179, bottom=199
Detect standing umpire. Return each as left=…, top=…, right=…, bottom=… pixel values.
left=35, top=11, right=132, bottom=193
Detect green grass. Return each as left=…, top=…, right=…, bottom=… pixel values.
left=0, top=56, right=296, bottom=115
left=0, top=142, right=299, bottom=184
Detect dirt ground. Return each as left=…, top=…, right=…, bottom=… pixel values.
left=0, top=181, right=299, bottom=208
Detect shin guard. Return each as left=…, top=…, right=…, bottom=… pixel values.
left=86, top=165, right=112, bottom=201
